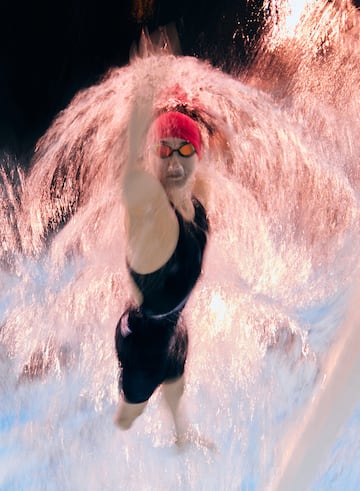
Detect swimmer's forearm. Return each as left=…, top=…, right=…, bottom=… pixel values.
left=122, top=87, right=165, bottom=208
left=127, top=87, right=154, bottom=170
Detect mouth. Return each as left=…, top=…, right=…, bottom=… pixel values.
left=166, top=172, right=184, bottom=180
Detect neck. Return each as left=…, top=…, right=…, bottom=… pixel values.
left=167, top=187, right=194, bottom=221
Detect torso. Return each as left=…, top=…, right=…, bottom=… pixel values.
left=129, top=197, right=209, bottom=320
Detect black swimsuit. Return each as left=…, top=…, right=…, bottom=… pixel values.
left=115, top=198, right=209, bottom=403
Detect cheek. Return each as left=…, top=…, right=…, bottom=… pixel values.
left=184, top=159, right=196, bottom=177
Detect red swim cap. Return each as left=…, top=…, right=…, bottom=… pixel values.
left=149, top=111, right=202, bottom=157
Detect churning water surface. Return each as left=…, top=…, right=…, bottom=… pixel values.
left=1, top=1, right=360, bottom=490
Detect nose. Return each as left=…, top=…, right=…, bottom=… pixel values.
left=167, top=157, right=182, bottom=172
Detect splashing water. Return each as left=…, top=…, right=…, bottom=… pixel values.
left=1, top=1, right=360, bottom=489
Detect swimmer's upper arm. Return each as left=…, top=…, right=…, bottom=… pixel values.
left=122, top=169, right=179, bottom=275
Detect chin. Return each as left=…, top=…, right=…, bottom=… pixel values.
left=166, top=179, right=187, bottom=189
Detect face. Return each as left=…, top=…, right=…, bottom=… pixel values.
left=150, top=137, right=199, bottom=190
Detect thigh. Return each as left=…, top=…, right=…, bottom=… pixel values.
left=165, top=320, right=189, bottom=381
left=120, top=366, right=163, bottom=404
left=115, top=314, right=169, bottom=403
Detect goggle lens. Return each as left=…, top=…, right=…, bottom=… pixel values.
left=157, top=144, right=173, bottom=158
left=177, top=142, right=196, bottom=157
left=153, top=142, right=196, bottom=159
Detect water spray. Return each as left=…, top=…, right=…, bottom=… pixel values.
left=269, top=279, right=360, bottom=491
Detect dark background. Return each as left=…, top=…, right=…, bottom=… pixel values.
left=0, top=0, right=359, bottom=164
left=0, top=0, right=266, bottom=163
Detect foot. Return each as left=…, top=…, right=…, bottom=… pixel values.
left=175, top=425, right=217, bottom=452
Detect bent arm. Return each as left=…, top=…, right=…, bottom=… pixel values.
left=122, top=92, right=179, bottom=275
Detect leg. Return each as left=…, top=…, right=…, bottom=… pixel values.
left=162, top=375, right=189, bottom=441
left=163, top=375, right=217, bottom=451
left=114, top=311, right=163, bottom=430
left=114, top=397, right=148, bottom=430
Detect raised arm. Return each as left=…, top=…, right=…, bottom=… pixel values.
left=121, top=91, right=179, bottom=275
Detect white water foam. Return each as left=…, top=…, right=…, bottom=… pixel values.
left=1, top=1, right=360, bottom=489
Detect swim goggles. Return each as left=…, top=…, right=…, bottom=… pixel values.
left=152, top=142, right=196, bottom=159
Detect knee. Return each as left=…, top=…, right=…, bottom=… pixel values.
left=114, top=399, right=148, bottom=430
left=163, top=375, right=185, bottom=402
